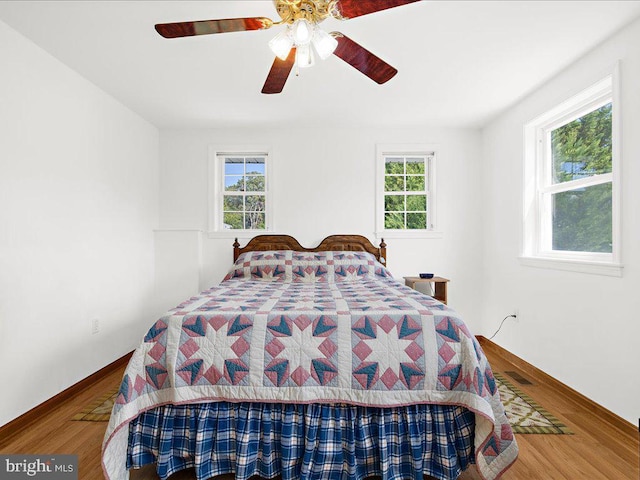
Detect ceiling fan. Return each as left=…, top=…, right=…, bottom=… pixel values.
left=155, top=0, right=420, bottom=94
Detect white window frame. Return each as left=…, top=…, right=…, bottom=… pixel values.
left=208, top=145, right=273, bottom=237
left=376, top=144, right=442, bottom=239
left=521, top=68, right=622, bottom=276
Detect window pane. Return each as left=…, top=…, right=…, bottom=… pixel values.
left=246, top=195, right=265, bottom=212
left=385, top=195, right=404, bottom=211
left=406, top=158, right=425, bottom=175
left=246, top=159, right=265, bottom=175
left=225, top=176, right=244, bottom=191
left=385, top=175, right=404, bottom=192
left=223, top=212, right=243, bottom=230
left=385, top=212, right=405, bottom=229
left=244, top=175, right=265, bottom=192
left=406, top=195, right=426, bottom=211
left=223, top=195, right=243, bottom=212
left=552, top=182, right=612, bottom=253
left=385, top=159, right=404, bottom=175
left=407, top=212, right=427, bottom=229
left=245, top=212, right=265, bottom=230
left=224, top=161, right=244, bottom=176
left=406, top=176, right=425, bottom=192
left=551, top=103, right=612, bottom=184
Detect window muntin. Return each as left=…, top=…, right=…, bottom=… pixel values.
left=383, top=155, right=431, bottom=230
left=219, top=154, right=268, bottom=231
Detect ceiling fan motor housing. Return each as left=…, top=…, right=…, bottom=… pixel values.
left=274, top=0, right=343, bottom=25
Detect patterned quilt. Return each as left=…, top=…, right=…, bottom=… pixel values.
left=102, top=251, right=518, bottom=480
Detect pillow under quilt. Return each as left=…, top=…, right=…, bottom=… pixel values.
left=223, top=250, right=391, bottom=283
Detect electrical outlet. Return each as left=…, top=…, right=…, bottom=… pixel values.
left=91, top=318, right=100, bottom=335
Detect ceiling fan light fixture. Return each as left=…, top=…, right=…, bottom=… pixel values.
left=292, top=19, right=313, bottom=45
left=311, top=28, right=338, bottom=59
left=155, top=0, right=419, bottom=94
left=295, top=43, right=315, bottom=68
left=268, top=30, right=294, bottom=60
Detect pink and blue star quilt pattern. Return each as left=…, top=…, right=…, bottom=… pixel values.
left=103, top=251, right=517, bottom=480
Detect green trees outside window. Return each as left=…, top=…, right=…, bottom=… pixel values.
left=222, top=157, right=266, bottom=230
left=550, top=103, right=612, bottom=253
left=383, top=156, right=429, bottom=230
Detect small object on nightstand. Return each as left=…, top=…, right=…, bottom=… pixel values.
left=403, top=275, right=450, bottom=305
left=419, top=273, right=434, bottom=279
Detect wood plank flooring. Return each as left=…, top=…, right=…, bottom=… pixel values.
left=0, top=338, right=637, bottom=480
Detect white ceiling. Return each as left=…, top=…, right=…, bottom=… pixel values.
left=1, top=1, right=639, bottom=129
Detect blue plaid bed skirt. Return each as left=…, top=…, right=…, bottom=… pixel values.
left=127, top=402, right=475, bottom=480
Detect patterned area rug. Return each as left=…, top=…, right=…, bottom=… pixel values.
left=495, top=372, right=572, bottom=434
left=73, top=375, right=572, bottom=434
left=72, top=391, right=118, bottom=421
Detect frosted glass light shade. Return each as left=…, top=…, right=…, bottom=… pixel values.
left=292, top=19, right=313, bottom=45
left=269, top=30, right=293, bottom=60
left=312, top=29, right=338, bottom=59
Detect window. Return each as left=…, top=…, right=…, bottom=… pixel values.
left=376, top=145, right=439, bottom=237
left=522, top=72, right=621, bottom=275
left=209, top=148, right=272, bottom=234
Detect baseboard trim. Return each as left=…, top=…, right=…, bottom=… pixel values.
left=0, top=351, right=133, bottom=445
left=476, top=335, right=635, bottom=437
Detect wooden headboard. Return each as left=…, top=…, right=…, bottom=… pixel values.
left=233, top=234, right=387, bottom=266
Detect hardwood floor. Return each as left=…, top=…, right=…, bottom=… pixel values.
left=0, top=338, right=637, bottom=480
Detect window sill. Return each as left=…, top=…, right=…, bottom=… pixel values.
left=518, top=256, right=623, bottom=277
left=376, top=230, right=444, bottom=240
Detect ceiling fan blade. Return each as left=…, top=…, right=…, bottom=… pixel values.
left=333, top=0, right=420, bottom=19
left=331, top=33, right=397, bottom=84
left=155, top=17, right=273, bottom=38
left=262, top=48, right=297, bottom=94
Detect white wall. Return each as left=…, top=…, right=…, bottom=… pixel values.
left=481, top=17, right=640, bottom=424
left=154, top=230, right=202, bottom=311
left=158, top=127, right=485, bottom=328
left=0, top=20, right=159, bottom=427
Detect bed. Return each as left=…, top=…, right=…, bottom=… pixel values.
left=102, top=234, right=518, bottom=480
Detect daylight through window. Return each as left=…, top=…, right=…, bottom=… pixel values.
left=522, top=73, right=620, bottom=274
left=221, top=154, right=267, bottom=230
left=384, top=154, right=431, bottom=230
left=547, top=104, right=612, bottom=253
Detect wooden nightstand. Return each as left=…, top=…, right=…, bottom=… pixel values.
left=403, top=276, right=450, bottom=304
